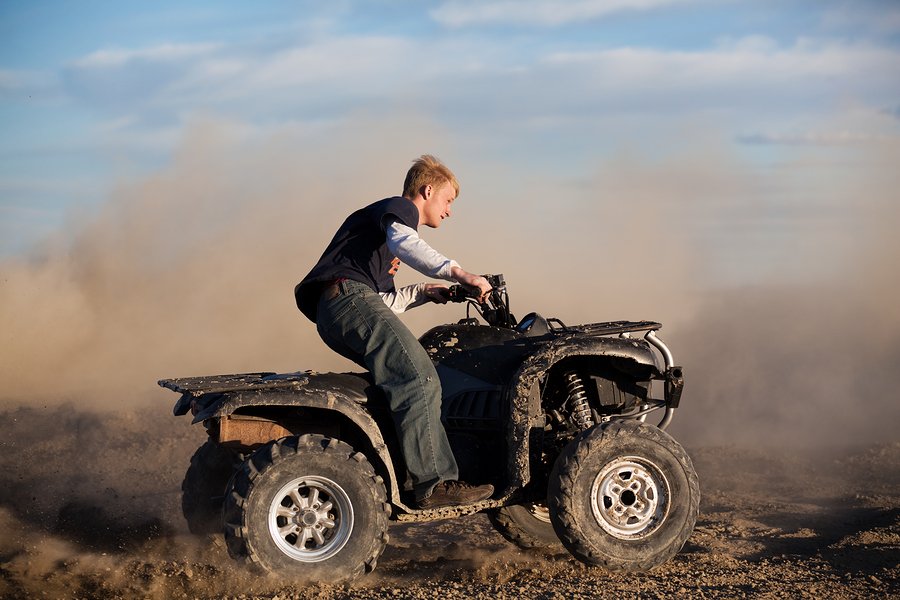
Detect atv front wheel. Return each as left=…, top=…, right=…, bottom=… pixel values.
left=548, top=421, right=699, bottom=571
left=223, top=435, right=390, bottom=582
left=182, top=441, right=239, bottom=535
left=488, top=503, right=561, bottom=550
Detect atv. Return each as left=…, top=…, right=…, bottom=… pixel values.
left=160, top=275, right=698, bottom=582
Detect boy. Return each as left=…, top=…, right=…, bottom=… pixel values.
left=295, top=155, right=493, bottom=508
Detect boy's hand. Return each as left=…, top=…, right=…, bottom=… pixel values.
left=450, top=266, right=492, bottom=303
left=423, top=283, right=450, bottom=304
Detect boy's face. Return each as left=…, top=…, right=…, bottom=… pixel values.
left=421, top=180, right=456, bottom=228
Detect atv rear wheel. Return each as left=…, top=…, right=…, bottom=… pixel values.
left=223, top=435, right=390, bottom=582
left=182, top=441, right=238, bottom=535
left=548, top=420, right=699, bottom=571
left=488, top=503, right=562, bottom=550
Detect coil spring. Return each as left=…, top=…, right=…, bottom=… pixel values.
left=563, top=371, right=594, bottom=429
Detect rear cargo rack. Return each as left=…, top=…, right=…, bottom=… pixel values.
left=158, top=371, right=310, bottom=396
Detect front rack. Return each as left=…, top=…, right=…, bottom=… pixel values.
left=567, top=320, right=662, bottom=336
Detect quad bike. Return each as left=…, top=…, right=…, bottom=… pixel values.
left=160, top=275, right=698, bottom=582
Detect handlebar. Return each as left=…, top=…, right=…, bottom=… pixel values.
left=444, top=274, right=506, bottom=303
left=443, top=284, right=479, bottom=303
left=442, top=274, right=516, bottom=328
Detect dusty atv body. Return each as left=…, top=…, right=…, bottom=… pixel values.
left=160, top=275, right=698, bottom=581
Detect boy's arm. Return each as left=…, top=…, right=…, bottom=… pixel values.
left=385, top=220, right=492, bottom=300
left=379, top=283, right=451, bottom=313
left=385, top=219, right=458, bottom=280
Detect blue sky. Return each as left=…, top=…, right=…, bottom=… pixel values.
left=2, top=0, right=899, bottom=284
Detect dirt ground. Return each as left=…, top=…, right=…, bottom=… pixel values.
left=0, top=403, right=897, bottom=600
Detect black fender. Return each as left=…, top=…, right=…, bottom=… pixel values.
left=504, top=334, right=663, bottom=490
left=190, top=372, right=371, bottom=423
left=164, top=371, right=406, bottom=508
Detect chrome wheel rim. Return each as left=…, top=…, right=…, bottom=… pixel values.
left=267, top=476, right=353, bottom=562
left=528, top=502, right=551, bottom=524
left=590, top=456, right=669, bottom=540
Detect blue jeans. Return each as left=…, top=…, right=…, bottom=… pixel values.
left=316, top=279, right=459, bottom=500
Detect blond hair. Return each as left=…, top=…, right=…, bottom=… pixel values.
left=402, top=155, right=459, bottom=199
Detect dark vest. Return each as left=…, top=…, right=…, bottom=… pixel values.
left=294, top=196, right=420, bottom=321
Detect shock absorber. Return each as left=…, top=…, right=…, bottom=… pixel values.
left=563, top=371, right=594, bottom=429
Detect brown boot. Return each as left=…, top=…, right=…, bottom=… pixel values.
left=417, top=481, right=494, bottom=509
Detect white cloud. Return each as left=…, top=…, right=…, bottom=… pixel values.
left=738, top=106, right=900, bottom=146
left=544, top=37, right=888, bottom=77
left=738, top=130, right=897, bottom=146
left=713, top=34, right=780, bottom=53
left=62, top=35, right=419, bottom=114
left=0, top=69, right=23, bottom=90
left=50, top=31, right=900, bottom=170
left=821, top=3, right=900, bottom=36
left=530, top=39, right=900, bottom=116
left=430, top=0, right=701, bottom=27
left=70, top=42, right=221, bottom=69
left=0, top=68, right=56, bottom=95
left=244, top=36, right=412, bottom=89
left=63, top=33, right=900, bottom=116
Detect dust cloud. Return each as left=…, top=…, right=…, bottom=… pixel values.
left=420, top=133, right=900, bottom=448
left=0, top=115, right=455, bottom=408
left=0, top=403, right=282, bottom=599
left=1, top=116, right=898, bottom=448
left=661, top=137, right=900, bottom=447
